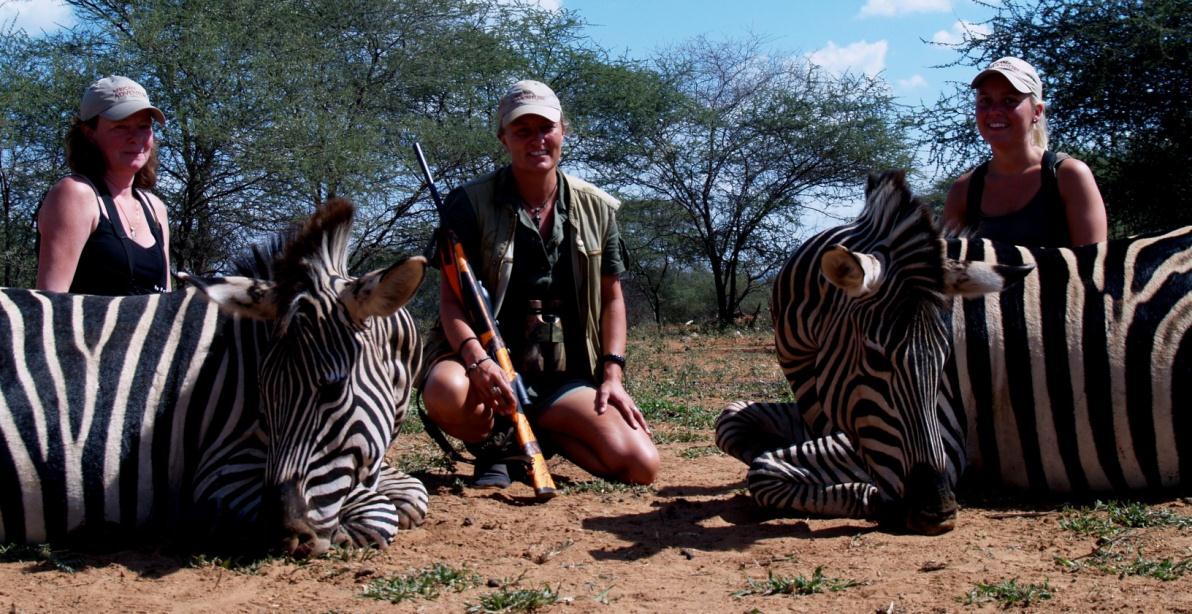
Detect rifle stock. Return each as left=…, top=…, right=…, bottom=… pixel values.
left=414, top=143, right=556, bottom=500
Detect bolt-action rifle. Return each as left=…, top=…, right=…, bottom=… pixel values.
left=413, top=143, right=557, bottom=500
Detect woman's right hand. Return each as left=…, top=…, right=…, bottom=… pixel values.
left=467, top=355, right=515, bottom=416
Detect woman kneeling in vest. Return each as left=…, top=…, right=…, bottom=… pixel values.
left=419, top=80, right=659, bottom=489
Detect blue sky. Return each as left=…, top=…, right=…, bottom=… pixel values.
left=5, top=0, right=994, bottom=107
left=560, top=0, right=996, bottom=107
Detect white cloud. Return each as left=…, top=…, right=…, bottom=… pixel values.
left=931, top=20, right=991, bottom=45
left=0, top=0, right=75, bottom=33
left=897, top=74, right=928, bottom=90
left=808, top=40, right=888, bottom=77
left=859, top=0, right=951, bottom=18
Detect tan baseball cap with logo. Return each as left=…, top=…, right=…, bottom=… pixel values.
left=971, top=57, right=1043, bottom=99
left=79, top=75, right=166, bottom=124
left=496, top=80, right=561, bottom=132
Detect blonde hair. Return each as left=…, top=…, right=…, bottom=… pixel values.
left=1030, top=95, right=1049, bottom=150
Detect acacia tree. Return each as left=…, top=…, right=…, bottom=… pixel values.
left=0, top=25, right=109, bottom=287
left=588, top=35, right=911, bottom=326
left=12, top=0, right=611, bottom=280
left=917, top=0, right=1191, bottom=235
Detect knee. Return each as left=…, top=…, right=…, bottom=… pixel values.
left=611, top=440, right=660, bottom=486
left=421, top=363, right=489, bottom=441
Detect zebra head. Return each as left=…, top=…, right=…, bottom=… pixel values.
left=181, top=199, right=426, bottom=556
left=781, top=171, right=1029, bottom=533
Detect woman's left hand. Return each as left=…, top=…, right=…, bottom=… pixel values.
left=595, top=379, right=651, bottom=435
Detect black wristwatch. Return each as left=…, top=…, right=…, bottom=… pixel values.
left=600, top=353, right=626, bottom=370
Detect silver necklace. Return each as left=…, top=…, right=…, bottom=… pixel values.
left=115, top=199, right=138, bottom=238
left=525, top=186, right=557, bottom=226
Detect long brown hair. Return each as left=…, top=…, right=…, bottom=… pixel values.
left=64, top=117, right=159, bottom=189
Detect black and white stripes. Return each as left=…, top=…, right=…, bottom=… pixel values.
left=0, top=199, right=428, bottom=554
left=716, top=171, right=1191, bottom=533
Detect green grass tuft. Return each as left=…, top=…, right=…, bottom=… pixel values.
left=560, top=478, right=653, bottom=496
left=732, top=566, right=860, bottom=597
left=1058, top=500, right=1192, bottom=538
left=960, top=578, right=1053, bottom=608
left=362, top=562, right=480, bottom=604
left=466, top=584, right=563, bottom=613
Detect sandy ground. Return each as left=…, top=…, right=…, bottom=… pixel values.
left=2, top=331, right=1190, bottom=613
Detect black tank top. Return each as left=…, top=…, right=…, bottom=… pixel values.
left=68, top=177, right=168, bottom=295
left=965, top=150, right=1070, bottom=247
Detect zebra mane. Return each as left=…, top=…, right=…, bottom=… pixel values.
left=851, top=171, right=945, bottom=303
left=231, top=198, right=355, bottom=313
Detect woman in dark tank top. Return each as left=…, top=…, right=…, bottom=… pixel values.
left=942, top=57, right=1107, bottom=248
left=36, top=75, right=170, bottom=296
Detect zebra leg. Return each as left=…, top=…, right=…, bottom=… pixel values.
left=375, top=464, right=428, bottom=530
left=335, top=465, right=428, bottom=548
left=747, top=431, right=880, bottom=518
left=715, top=401, right=810, bottom=464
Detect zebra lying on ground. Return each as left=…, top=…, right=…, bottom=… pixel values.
left=0, top=199, right=426, bottom=555
left=716, top=171, right=1191, bottom=534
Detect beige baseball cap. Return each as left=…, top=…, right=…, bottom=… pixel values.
left=497, top=79, right=561, bottom=131
left=971, top=57, right=1043, bottom=99
left=79, top=75, right=166, bottom=124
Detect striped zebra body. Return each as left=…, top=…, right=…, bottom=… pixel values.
left=0, top=200, right=428, bottom=554
left=716, top=171, right=1191, bottom=533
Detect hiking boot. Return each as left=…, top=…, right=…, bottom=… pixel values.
left=464, top=416, right=524, bottom=489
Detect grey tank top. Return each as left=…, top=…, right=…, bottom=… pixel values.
left=965, top=150, right=1070, bottom=247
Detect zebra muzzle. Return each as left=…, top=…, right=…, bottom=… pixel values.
left=902, top=464, right=958, bottom=535
left=262, top=479, right=332, bottom=557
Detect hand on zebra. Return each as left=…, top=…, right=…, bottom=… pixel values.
left=596, top=380, right=651, bottom=435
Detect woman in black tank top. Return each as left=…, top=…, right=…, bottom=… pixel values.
left=36, top=76, right=170, bottom=295
left=941, top=57, right=1107, bottom=247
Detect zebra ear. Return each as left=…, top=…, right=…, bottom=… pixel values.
left=821, top=245, right=884, bottom=298
left=342, top=256, right=427, bottom=321
left=942, top=260, right=1035, bottom=297
left=179, top=272, right=280, bottom=320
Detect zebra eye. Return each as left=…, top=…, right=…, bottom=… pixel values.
left=863, top=340, right=893, bottom=373
left=318, top=374, right=348, bottom=403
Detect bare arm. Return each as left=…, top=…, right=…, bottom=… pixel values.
left=940, top=172, right=972, bottom=235
left=437, top=262, right=514, bottom=414
left=595, top=274, right=649, bottom=433
left=1057, top=158, right=1108, bottom=246
left=148, top=192, right=172, bottom=290
left=36, top=177, right=100, bottom=292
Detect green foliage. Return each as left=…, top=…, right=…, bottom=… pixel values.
left=917, top=0, right=1192, bottom=236
left=732, top=566, right=860, bottom=598
left=361, top=562, right=480, bottom=604
left=960, top=577, right=1053, bottom=608
left=595, top=34, right=912, bottom=326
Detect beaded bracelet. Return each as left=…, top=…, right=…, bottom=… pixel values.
left=465, top=356, right=492, bottom=374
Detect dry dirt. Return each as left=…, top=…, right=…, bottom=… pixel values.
left=2, top=331, right=1190, bottom=613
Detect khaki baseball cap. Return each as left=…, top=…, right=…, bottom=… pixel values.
left=79, top=75, right=166, bottom=124
left=497, top=79, right=561, bottom=131
left=971, top=57, right=1043, bottom=99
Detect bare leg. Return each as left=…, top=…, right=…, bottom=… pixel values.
left=534, top=387, right=659, bottom=485
left=421, top=358, right=492, bottom=444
